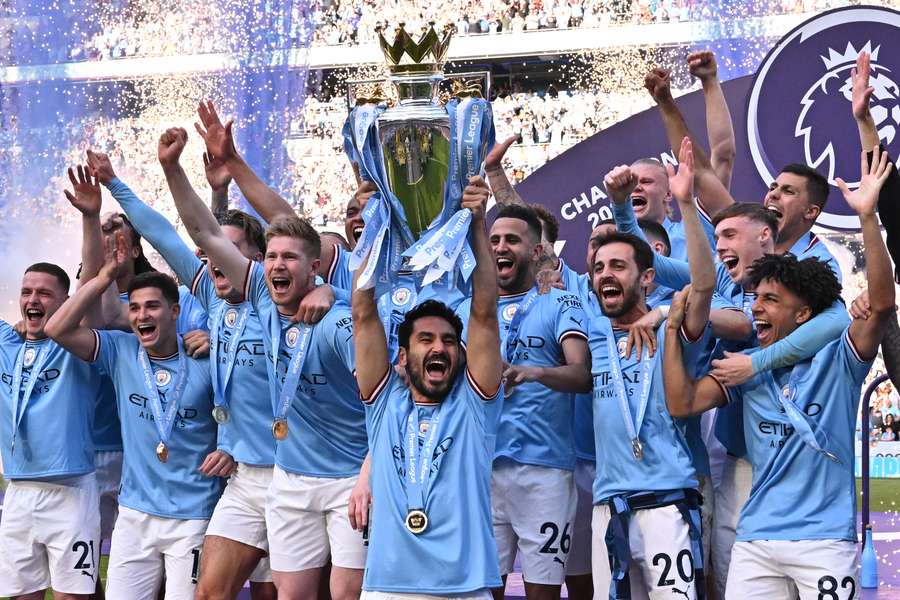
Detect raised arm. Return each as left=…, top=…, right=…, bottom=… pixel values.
left=840, top=146, right=896, bottom=359
left=196, top=100, right=294, bottom=222
left=463, top=176, right=502, bottom=397
left=351, top=257, right=390, bottom=401
left=645, top=68, right=734, bottom=217
left=668, top=137, right=714, bottom=339
left=204, top=151, right=232, bottom=216
left=158, top=127, right=251, bottom=292
left=88, top=150, right=202, bottom=286
left=46, top=235, right=127, bottom=361
left=688, top=51, right=736, bottom=190
left=663, top=288, right=728, bottom=418
left=484, top=135, right=525, bottom=207
left=605, top=165, right=693, bottom=289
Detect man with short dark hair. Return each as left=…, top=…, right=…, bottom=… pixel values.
left=167, top=121, right=367, bottom=599
left=46, top=244, right=221, bottom=599
left=662, top=148, right=895, bottom=598
left=456, top=201, right=591, bottom=600
left=0, top=262, right=104, bottom=600
left=352, top=175, right=503, bottom=599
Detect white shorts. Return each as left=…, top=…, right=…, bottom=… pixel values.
left=726, top=540, right=858, bottom=600
left=205, top=463, right=273, bottom=582
left=712, top=455, right=752, bottom=599
left=265, top=466, right=367, bottom=572
left=0, top=474, right=100, bottom=597
left=96, top=450, right=123, bottom=540
left=492, top=461, right=577, bottom=585
left=567, top=459, right=595, bottom=577
left=105, top=505, right=208, bottom=600
left=361, top=590, right=492, bottom=600
left=592, top=503, right=699, bottom=600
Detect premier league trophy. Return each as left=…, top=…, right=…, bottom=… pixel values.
left=343, top=24, right=495, bottom=293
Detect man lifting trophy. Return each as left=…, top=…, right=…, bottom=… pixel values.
left=343, top=24, right=495, bottom=292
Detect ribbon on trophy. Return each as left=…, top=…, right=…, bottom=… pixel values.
left=343, top=103, right=415, bottom=297
left=403, top=93, right=495, bottom=288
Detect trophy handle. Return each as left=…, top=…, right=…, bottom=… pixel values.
left=441, top=70, right=492, bottom=101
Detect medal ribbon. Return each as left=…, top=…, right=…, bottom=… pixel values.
left=403, top=96, right=495, bottom=288
left=271, top=320, right=313, bottom=422
left=138, top=344, right=188, bottom=447
left=210, top=302, right=251, bottom=410
left=10, top=343, right=50, bottom=452
left=764, top=364, right=840, bottom=463
left=404, top=403, right=443, bottom=511
left=601, top=319, right=657, bottom=458
left=504, top=288, right=540, bottom=363
left=378, top=281, right=420, bottom=363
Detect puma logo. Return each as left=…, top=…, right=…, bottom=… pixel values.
left=671, top=588, right=689, bottom=598
left=553, top=557, right=566, bottom=565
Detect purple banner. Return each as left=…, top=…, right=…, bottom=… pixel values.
left=517, top=5, right=900, bottom=270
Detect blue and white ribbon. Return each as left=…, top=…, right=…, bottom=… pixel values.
left=765, top=364, right=840, bottom=463
left=403, top=96, right=495, bottom=288
left=10, top=343, right=50, bottom=454
left=138, top=345, right=188, bottom=449
left=271, top=321, right=313, bottom=424
left=210, top=302, right=251, bottom=412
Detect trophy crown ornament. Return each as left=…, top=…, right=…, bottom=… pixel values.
left=377, top=23, right=454, bottom=75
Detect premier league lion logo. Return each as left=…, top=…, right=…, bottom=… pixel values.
left=747, top=6, right=900, bottom=230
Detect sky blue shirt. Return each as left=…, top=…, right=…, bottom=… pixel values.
left=110, top=176, right=273, bottom=465
left=91, top=330, right=221, bottom=519
left=458, top=288, right=588, bottom=471
left=363, top=368, right=502, bottom=594
left=244, top=262, right=365, bottom=477
left=591, top=321, right=709, bottom=502
left=0, top=322, right=101, bottom=479
left=325, top=243, right=354, bottom=292
left=722, top=329, right=870, bottom=542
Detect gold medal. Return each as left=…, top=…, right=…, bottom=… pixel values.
left=405, top=509, right=428, bottom=535
left=212, top=406, right=230, bottom=424
left=156, top=441, right=169, bottom=463
left=272, top=418, right=289, bottom=440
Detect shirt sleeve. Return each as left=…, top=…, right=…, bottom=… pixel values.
left=327, top=307, right=356, bottom=374
left=90, top=329, right=126, bottom=376
left=553, top=291, right=588, bottom=344
left=751, top=298, right=849, bottom=374
left=0, top=321, right=21, bottom=345
left=243, top=261, right=269, bottom=316
left=108, top=178, right=204, bottom=287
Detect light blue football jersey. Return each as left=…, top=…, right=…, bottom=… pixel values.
left=722, top=329, right=870, bottom=542
left=363, top=369, right=502, bottom=594
left=458, top=287, right=588, bottom=471
left=91, top=330, right=221, bottom=519
left=93, top=379, right=122, bottom=451
left=325, top=243, right=354, bottom=292
left=244, top=262, right=365, bottom=477
left=192, top=271, right=273, bottom=467
left=0, top=322, right=100, bottom=478
left=590, top=321, right=709, bottom=502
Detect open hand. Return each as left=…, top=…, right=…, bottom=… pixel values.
left=851, top=51, right=874, bottom=122
left=666, top=137, right=695, bottom=205
left=64, top=164, right=102, bottom=216
left=203, top=151, right=232, bottom=192
left=835, top=146, right=893, bottom=217
left=710, top=351, right=754, bottom=386
left=196, top=100, right=237, bottom=162
left=86, top=149, right=117, bottom=185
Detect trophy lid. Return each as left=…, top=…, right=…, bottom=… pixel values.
left=377, top=23, right=453, bottom=76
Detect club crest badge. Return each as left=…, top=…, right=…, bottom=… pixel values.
left=286, top=327, right=300, bottom=348
left=747, top=6, right=900, bottom=230
left=23, top=347, right=36, bottom=367
left=502, top=303, right=518, bottom=322
left=155, top=369, right=172, bottom=387
left=224, top=309, right=238, bottom=328
left=617, top=338, right=628, bottom=358
left=392, top=287, right=412, bottom=306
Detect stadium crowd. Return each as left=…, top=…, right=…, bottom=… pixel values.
left=0, top=0, right=854, bottom=65
left=2, top=31, right=900, bottom=600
